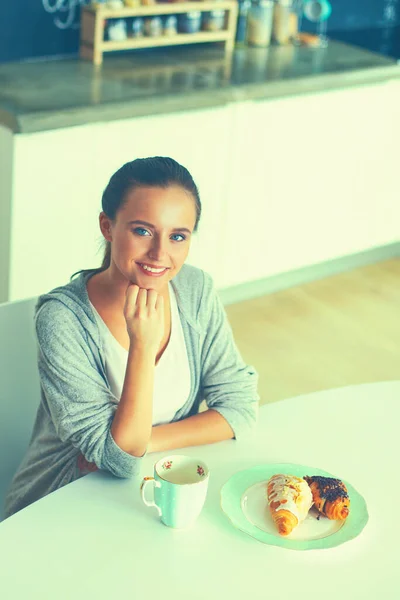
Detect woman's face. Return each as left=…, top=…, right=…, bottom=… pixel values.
left=104, top=185, right=197, bottom=291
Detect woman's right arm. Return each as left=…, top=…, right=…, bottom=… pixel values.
left=111, top=285, right=164, bottom=457
left=110, top=346, right=155, bottom=457
left=35, top=285, right=163, bottom=478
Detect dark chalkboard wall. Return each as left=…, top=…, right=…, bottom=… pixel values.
left=0, top=1, right=90, bottom=63
left=0, top=1, right=399, bottom=63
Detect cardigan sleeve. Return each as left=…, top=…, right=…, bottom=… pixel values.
left=199, top=272, right=259, bottom=439
left=35, top=301, right=143, bottom=478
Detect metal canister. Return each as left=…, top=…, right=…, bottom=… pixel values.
left=236, top=0, right=251, bottom=45
left=178, top=12, right=202, bottom=34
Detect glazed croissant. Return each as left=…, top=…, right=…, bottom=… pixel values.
left=304, top=475, right=350, bottom=520
left=267, top=474, right=313, bottom=536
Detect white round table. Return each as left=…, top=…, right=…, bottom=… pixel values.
left=1, top=381, right=398, bottom=600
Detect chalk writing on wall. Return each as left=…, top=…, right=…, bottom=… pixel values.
left=383, top=0, right=398, bottom=23
left=42, top=0, right=89, bottom=30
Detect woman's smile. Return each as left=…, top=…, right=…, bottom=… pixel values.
left=136, top=262, right=170, bottom=277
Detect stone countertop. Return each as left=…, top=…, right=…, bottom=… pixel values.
left=1, top=41, right=399, bottom=134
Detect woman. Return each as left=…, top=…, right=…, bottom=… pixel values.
left=4, top=157, right=259, bottom=518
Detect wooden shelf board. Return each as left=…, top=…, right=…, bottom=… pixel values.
left=85, top=2, right=235, bottom=18
left=102, top=30, right=230, bottom=50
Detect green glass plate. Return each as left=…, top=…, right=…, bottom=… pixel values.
left=220, top=463, right=369, bottom=551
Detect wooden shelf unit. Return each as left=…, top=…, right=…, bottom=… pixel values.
left=80, top=2, right=238, bottom=65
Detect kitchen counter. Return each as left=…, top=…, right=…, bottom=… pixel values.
left=0, top=40, right=399, bottom=133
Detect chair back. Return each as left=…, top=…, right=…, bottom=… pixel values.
left=0, top=298, right=40, bottom=521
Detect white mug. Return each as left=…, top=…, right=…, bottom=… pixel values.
left=140, top=454, right=210, bottom=529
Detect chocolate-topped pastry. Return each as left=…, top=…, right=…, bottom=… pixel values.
left=304, top=475, right=350, bottom=520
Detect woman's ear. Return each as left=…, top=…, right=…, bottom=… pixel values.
left=99, top=212, right=113, bottom=242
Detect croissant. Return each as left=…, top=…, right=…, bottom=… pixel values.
left=267, top=474, right=313, bottom=536
left=304, top=475, right=350, bottom=520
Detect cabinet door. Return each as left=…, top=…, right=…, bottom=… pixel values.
left=221, top=81, right=400, bottom=289
left=11, top=126, right=101, bottom=301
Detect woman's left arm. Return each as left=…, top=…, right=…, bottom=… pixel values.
left=147, top=409, right=234, bottom=453
left=148, top=272, right=259, bottom=454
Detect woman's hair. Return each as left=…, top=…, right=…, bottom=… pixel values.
left=71, top=156, right=201, bottom=279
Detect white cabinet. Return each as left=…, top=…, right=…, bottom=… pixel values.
left=11, top=126, right=101, bottom=301
left=221, top=81, right=400, bottom=288
left=6, top=80, right=400, bottom=302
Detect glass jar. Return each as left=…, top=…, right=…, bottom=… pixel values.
left=131, top=17, right=144, bottom=37
left=246, top=0, right=274, bottom=47
left=202, top=10, right=226, bottom=32
left=107, top=19, right=128, bottom=41
left=107, top=0, right=124, bottom=7
left=144, top=16, right=163, bottom=37
left=178, top=12, right=202, bottom=34
left=163, top=15, right=178, bottom=36
left=273, top=0, right=293, bottom=45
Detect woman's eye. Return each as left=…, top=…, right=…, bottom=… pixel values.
left=171, top=234, right=186, bottom=242
left=133, top=227, right=150, bottom=236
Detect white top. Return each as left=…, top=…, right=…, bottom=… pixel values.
left=89, top=283, right=191, bottom=426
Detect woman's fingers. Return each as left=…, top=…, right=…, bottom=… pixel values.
left=124, top=284, right=165, bottom=351
left=155, top=293, right=164, bottom=313
left=146, top=289, right=159, bottom=311
left=136, top=288, right=148, bottom=314
left=124, top=284, right=139, bottom=316
left=125, top=284, right=163, bottom=317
